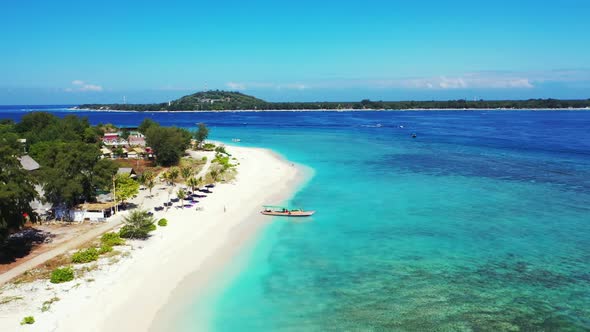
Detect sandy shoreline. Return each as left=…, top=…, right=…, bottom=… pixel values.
left=0, top=145, right=306, bottom=331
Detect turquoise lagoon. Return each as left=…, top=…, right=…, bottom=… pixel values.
left=2, top=108, right=590, bottom=330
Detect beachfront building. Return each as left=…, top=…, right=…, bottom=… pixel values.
left=100, top=147, right=113, bottom=159
left=128, top=132, right=146, bottom=146
left=69, top=202, right=115, bottom=222
left=102, top=133, right=128, bottom=146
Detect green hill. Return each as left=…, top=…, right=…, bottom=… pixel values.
left=170, top=91, right=267, bottom=110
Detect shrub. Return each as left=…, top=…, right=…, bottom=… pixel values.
left=203, top=143, right=216, bottom=151
left=201, top=156, right=207, bottom=161
left=158, top=218, right=168, bottom=226
left=98, top=245, right=113, bottom=255
left=118, top=226, right=133, bottom=239
left=214, top=145, right=228, bottom=155
left=101, top=232, right=124, bottom=246
left=20, top=316, right=35, bottom=325
left=71, top=248, right=99, bottom=264
left=50, top=267, right=74, bottom=284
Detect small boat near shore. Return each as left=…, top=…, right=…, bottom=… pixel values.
left=261, top=205, right=315, bottom=217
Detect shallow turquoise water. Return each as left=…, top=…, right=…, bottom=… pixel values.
left=181, top=112, right=590, bottom=331
left=2, top=109, right=590, bottom=330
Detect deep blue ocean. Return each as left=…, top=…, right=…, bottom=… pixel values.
left=2, top=106, right=590, bottom=331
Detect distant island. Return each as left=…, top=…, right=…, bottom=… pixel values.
left=77, top=90, right=590, bottom=111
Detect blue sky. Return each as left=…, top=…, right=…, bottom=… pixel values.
left=1, top=0, right=589, bottom=104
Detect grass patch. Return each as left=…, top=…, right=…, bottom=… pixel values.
left=0, top=296, right=23, bottom=305
left=101, top=232, right=125, bottom=246
left=71, top=247, right=99, bottom=264
left=103, top=249, right=122, bottom=258
left=41, top=297, right=60, bottom=312
left=98, top=244, right=113, bottom=255
left=50, top=267, right=74, bottom=284
left=20, top=316, right=35, bottom=325
left=77, top=264, right=99, bottom=278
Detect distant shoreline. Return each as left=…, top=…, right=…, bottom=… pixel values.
left=70, top=107, right=590, bottom=113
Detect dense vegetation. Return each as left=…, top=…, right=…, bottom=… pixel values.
left=78, top=91, right=590, bottom=111
left=0, top=114, right=118, bottom=241
left=140, top=119, right=192, bottom=166
left=0, top=121, right=37, bottom=241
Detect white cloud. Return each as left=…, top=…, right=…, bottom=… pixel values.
left=226, top=82, right=247, bottom=90
left=226, top=82, right=308, bottom=91
left=65, top=80, right=103, bottom=92
left=398, top=74, right=534, bottom=90
left=79, top=84, right=103, bottom=92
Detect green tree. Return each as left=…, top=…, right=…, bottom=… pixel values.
left=160, top=171, right=171, bottom=186
left=119, top=210, right=156, bottom=239
left=180, top=166, right=192, bottom=183
left=138, top=118, right=158, bottom=135
left=0, top=132, right=37, bottom=241
left=146, top=178, right=155, bottom=197
left=194, top=123, right=209, bottom=148
left=33, top=141, right=114, bottom=209
left=168, top=167, right=179, bottom=185
left=186, top=177, right=200, bottom=193
left=145, top=126, right=191, bottom=166
left=176, top=188, right=186, bottom=209
left=120, top=128, right=130, bottom=140
left=115, top=174, right=139, bottom=204
left=140, top=171, right=156, bottom=196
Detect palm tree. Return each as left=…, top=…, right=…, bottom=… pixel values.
left=186, top=177, right=199, bottom=194
left=146, top=178, right=155, bottom=197
left=180, top=166, right=192, bottom=183
left=176, top=188, right=186, bottom=209
left=169, top=167, right=179, bottom=186
left=120, top=209, right=156, bottom=239
left=139, top=170, right=155, bottom=192
left=160, top=171, right=170, bottom=186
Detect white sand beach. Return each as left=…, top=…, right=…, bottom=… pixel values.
left=0, top=146, right=304, bottom=332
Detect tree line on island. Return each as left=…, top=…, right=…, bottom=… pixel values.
left=0, top=113, right=211, bottom=244
left=77, top=90, right=590, bottom=111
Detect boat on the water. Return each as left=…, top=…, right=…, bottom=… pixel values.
left=261, top=205, right=315, bottom=217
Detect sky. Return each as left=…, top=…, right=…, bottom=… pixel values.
left=1, top=0, right=589, bottom=104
